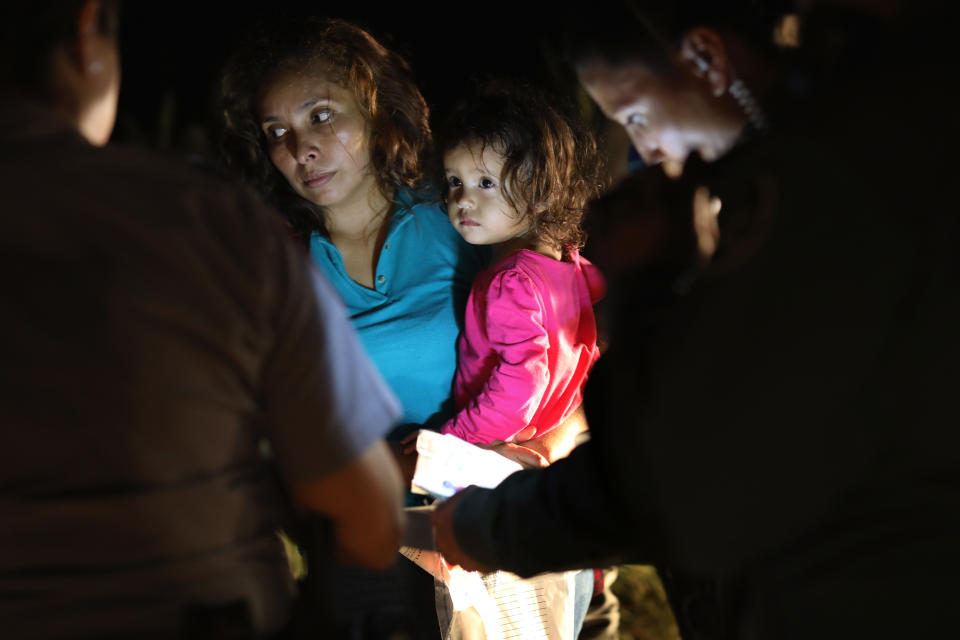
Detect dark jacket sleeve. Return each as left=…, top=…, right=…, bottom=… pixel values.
left=451, top=436, right=662, bottom=577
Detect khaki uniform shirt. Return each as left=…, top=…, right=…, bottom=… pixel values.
left=0, top=96, right=399, bottom=637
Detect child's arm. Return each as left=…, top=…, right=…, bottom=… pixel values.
left=442, top=268, right=551, bottom=444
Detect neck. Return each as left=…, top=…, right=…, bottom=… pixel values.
left=324, top=182, right=394, bottom=244
left=691, top=76, right=764, bottom=163
left=702, top=107, right=750, bottom=162
left=491, top=234, right=562, bottom=264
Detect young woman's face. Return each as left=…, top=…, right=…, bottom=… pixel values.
left=576, top=57, right=743, bottom=175
left=258, top=66, right=377, bottom=212
left=444, top=141, right=530, bottom=246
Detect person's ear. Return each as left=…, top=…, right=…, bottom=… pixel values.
left=678, top=27, right=731, bottom=97
left=67, top=0, right=120, bottom=145
left=73, top=1, right=112, bottom=80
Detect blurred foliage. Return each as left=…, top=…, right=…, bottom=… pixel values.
left=613, top=565, right=681, bottom=640
left=115, top=87, right=215, bottom=159
left=278, top=530, right=308, bottom=581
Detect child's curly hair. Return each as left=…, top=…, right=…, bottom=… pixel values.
left=437, top=80, right=602, bottom=253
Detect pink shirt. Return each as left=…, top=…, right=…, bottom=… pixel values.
left=441, top=249, right=606, bottom=444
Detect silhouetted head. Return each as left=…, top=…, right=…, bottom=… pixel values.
left=1, top=1, right=121, bottom=145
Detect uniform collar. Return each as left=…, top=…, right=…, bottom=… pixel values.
left=0, top=91, right=85, bottom=144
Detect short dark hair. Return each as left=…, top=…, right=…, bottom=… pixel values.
left=0, top=1, right=120, bottom=92
left=220, top=18, right=432, bottom=245
left=564, top=0, right=791, bottom=72
left=437, top=80, right=601, bottom=253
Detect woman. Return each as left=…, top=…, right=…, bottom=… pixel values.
left=221, top=17, right=591, bottom=637
left=222, top=19, right=481, bottom=443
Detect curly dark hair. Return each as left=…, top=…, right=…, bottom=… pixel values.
left=220, top=18, right=432, bottom=245
left=436, top=81, right=601, bottom=254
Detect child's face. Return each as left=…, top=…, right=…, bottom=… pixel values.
left=444, top=141, right=530, bottom=246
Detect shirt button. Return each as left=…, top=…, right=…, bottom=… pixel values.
left=377, top=275, right=386, bottom=284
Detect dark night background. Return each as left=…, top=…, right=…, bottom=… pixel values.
left=114, top=2, right=587, bottom=159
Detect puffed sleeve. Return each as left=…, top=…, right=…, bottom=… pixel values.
left=442, top=268, right=550, bottom=444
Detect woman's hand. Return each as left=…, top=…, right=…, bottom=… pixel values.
left=512, top=405, right=590, bottom=465
left=476, top=441, right=549, bottom=469
left=474, top=405, right=589, bottom=468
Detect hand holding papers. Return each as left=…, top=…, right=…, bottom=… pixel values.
left=398, top=430, right=578, bottom=639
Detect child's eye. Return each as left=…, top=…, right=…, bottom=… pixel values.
left=312, top=109, right=332, bottom=124
left=447, top=176, right=462, bottom=188
left=479, top=177, right=496, bottom=189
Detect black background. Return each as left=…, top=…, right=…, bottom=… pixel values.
left=115, top=2, right=586, bottom=157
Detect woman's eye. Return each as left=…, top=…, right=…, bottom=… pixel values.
left=268, top=127, right=287, bottom=140
left=479, top=177, right=496, bottom=189
left=312, top=109, right=332, bottom=124
left=447, top=176, right=462, bottom=188
left=626, top=113, right=647, bottom=128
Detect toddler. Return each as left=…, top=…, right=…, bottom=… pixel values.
left=436, top=84, right=606, bottom=450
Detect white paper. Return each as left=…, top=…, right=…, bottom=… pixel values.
left=402, top=430, right=576, bottom=639
left=411, top=430, right=524, bottom=499
left=434, top=566, right=577, bottom=640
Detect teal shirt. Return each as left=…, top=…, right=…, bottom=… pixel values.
left=310, top=190, right=488, bottom=440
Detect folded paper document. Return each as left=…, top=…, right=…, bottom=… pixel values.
left=411, top=430, right=524, bottom=499
left=400, top=430, right=577, bottom=639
